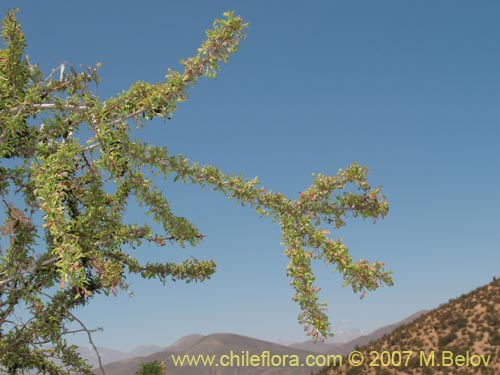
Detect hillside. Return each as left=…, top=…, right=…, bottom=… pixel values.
left=315, top=277, right=500, bottom=375
left=76, top=345, right=165, bottom=369
left=290, top=311, right=427, bottom=355
left=97, top=333, right=323, bottom=375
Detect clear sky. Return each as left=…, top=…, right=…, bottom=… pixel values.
left=2, top=1, right=500, bottom=351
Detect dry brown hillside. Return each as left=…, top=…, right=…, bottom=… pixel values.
left=97, top=333, right=323, bottom=375
left=316, top=277, right=500, bottom=375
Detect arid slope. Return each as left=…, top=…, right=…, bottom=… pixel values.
left=316, top=277, right=500, bottom=375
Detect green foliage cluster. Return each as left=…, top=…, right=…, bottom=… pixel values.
left=136, top=360, right=165, bottom=375
left=0, top=8, right=392, bottom=374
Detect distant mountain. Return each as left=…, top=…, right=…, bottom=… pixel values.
left=289, top=328, right=366, bottom=352
left=167, top=334, right=204, bottom=352
left=288, top=340, right=344, bottom=355
left=315, top=277, right=500, bottom=374
left=332, top=310, right=428, bottom=355
left=77, top=346, right=128, bottom=368
left=0, top=345, right=165, bottom=375
left=78, top=344, right=165, bottom=368
left=80, top=334, right=202, bottom=368
left=129, top=344, right=166, bottom=358
left=93, top=311, right=430, bottom=374
left=97, top=333, right=323, bottom=375
left=331, top=328, right=368, bottom=343
left=290, top=311, right=426, bottom=355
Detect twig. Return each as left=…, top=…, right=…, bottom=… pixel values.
left=65, top=310, right=106, bottom=375
left=9, top=103, right=89, bottom=113
left=0, top=256, right=59, bottom=287
left=104, top=108, right=144, bottom=128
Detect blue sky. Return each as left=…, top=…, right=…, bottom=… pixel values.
left=2, top=1, right=500, bottom=351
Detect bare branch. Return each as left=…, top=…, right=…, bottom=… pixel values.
left=0, top=256, right=59, bottom=288
left=65, top=310, right=106, bottom=375
left=104, top=108, right=144, bottom=128
left=9, top=103, right=89, bottom=113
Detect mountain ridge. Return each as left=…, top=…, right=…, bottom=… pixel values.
left=315, top=277, right=500, bottom=374
left=97, top=332, right=323, bottom=375
left=92, top=310, right=433, bottom=375
left=289, top=310, right=427, bottom=355
left=88, top=278, right=500, bottom=375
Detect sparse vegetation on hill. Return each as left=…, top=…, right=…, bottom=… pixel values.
left=315, top=277, right=500, bottom=375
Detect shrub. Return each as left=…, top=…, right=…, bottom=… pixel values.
left=136, top=360, right=165, bottom=375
